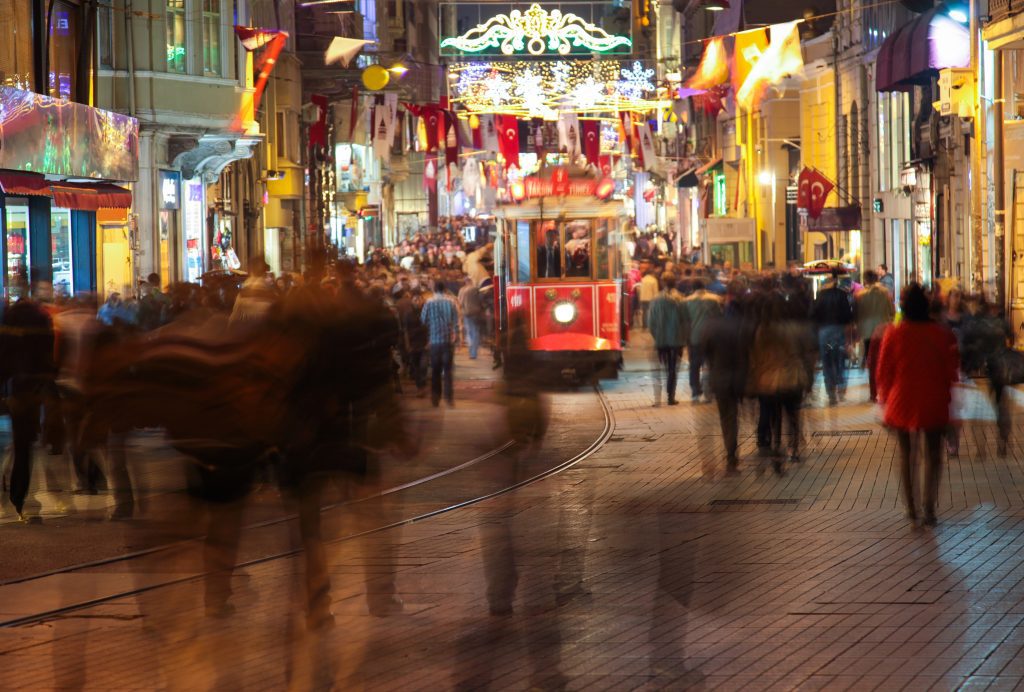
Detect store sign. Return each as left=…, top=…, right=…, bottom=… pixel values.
left=159, top=171, right=180, bottom=209
left=516, top=175, right=614, bottom=199
left=0, top=86, right=139, bottom=181
left=183, top=179, right=205, bottom=283
left=440, top=2, right=632, bottom=57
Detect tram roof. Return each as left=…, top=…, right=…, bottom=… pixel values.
left=494, top=198, right=625, bottom=220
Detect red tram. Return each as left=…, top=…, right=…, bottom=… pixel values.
left=493, top=173, right=627, bottom=382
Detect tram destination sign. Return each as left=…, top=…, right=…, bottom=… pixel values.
left=512, top=175, right=614, bottom=200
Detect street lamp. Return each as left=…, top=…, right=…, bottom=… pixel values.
left=758, top=170, right=773, bottom=186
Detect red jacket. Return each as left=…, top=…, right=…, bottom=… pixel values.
left=876, top=321, right=959, bottom=431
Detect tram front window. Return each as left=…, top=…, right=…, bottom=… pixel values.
left=564, top=220, right=591, bottom=277
left=536, top=221, right=561, bottom=278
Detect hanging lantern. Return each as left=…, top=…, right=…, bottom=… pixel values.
left=362, top=64, right=390, bottom=91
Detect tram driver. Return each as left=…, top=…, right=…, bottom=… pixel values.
left=537, top=226, right=561, bottom=278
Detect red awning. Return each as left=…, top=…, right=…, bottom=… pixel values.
left=876, top=7, right=970, bottom=92
left=0, top=172, right=53, bottom=197
left=50, top=183, right=133, bottom=211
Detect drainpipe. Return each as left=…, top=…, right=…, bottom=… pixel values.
left=125, top=0, right=137, bottom=117
left=994, top=50, right=1006, bottom=310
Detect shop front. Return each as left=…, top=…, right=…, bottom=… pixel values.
left=0, top=87, right=138, bottom=299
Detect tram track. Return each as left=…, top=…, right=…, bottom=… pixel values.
left=0, top=386, right=614, bottom=628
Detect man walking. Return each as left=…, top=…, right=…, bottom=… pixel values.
left=683, top=280, right=722, bottom=402
left=647, top=274, right=687, bottom=405
left=637, top=268, right=659, bottom=328
left=812, top=269, right=854, bottom=406
left=703, top=283, right=750, bottom=474
left=421, top=281, right=460, bottom=407
left=855, top=270, right=895, bottom=401
left=1, top=278, right=56, bottom=523
left=457, top=276, right=484, bottom=360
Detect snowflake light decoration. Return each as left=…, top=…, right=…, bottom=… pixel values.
left=617, top=61, right=655, bottom=100
left=572, top=77, right=605, bottom=110
left=457, top=63, right=491, bottom=93
left=483, top=74, right=512, bottom=105
left=551, top=62, right=571, bottom=93
left=515, top=69, right=547, bottom=116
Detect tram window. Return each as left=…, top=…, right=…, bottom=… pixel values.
left=564, top=219, right=592, bottom=278
left=595, top=220, right=611, bottom=280
left=515, top=221, right=530, bottom=282
left=535, top=220, right=561, bottom=279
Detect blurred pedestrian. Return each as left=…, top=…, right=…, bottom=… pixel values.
left=457, top=276, right=483, bottom=360
left=638, top=268, right=659, bottom=328
left=812, top=269, right=853, bottom=406
left=876, top=283, right=959, bottom=526
left=747, top=292, right=817, bottom=474
left=703, top=282, right=750, bottom=475
left=683, top=280, right=722, bottom=403
left=855, top=270, right=894, bottom=402
left=646, top=274, right=687, bottom=406
left=422, top=281, right=460, bottom=407
left=0, top=278, right=56, bottom=522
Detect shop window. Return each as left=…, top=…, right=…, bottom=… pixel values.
left=48, top=0, right=78, bottom=100
left=0, top=0, right=34, bottom=90
left=167, top=0, right=187, bottom=74
left=713, top=172, right=726, bottom=216
left=51, top=208, right=73, bottom=297
left=203, top=0, right=221, bottom=76
left=5, top=202, right=30, bottom=297
left=99, top=4, right=114, bottom=68
left=515, top=220, right=530, bottom=282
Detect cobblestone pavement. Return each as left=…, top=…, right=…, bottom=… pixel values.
left=4, top=336, right=1024, bottom=691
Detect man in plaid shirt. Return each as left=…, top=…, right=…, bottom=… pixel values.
left=421, top=281, right=460, bottom=406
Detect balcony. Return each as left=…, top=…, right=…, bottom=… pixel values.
left=984, top=0, right=1024, bottom=48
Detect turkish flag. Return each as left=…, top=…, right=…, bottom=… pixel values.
left=599, top=155, right=612, bottom=177
left=797, top=167, right=811, bottom=209
left=423, top=106, right=441, bottom=152
left=444, top=110, right=459, bottom=168
left=424, top=153, right=438, bottom=192
left=582, top=120, right=601, bottom=167
left=805, top=168, right=834, bottom=219
left=498, top=114, right=520, bottom=170
left=618, top=112, right=633, bottom=154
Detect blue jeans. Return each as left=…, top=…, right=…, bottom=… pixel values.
left=818, top=325, right=846, bottom=400
left=464, top=315, right=480, bottom=359
left=430, top=343, right=454, bottom=404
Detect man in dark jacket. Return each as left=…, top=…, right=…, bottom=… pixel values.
left=0, top=280, right=56, bottom=522
left=812, top=269, right=853, bottom=406
left=703, top=283, right=751, bottom=474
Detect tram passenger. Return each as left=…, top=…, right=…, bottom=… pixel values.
left=564, top=222, right=591, bottom=278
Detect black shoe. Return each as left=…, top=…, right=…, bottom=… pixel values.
left=489, top=603, right=514, bottom=616
left=922, top=513, right=937, bottom=527
left=432, top=400, right=440, bottom=407
left=772, top=460, right=785, bottom=476
left=668, top=398, right=678, bottom=406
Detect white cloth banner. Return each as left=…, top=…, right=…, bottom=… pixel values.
left=463, top=159, right=481, bottom=198
left=558, top=112, right=581, bottom=160
left=480, top=114, right=500, bottom=156
left=637, top=121, right=657, bottom=172
left=385, top=93, right=399, bottom=144
left=373, top=105, right=391, bottom=163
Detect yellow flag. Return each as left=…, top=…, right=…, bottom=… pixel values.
left=732, top=27, right=768, bottom=96
left=736, top=21, right=804, bottom=111
left=686, top=36, right=729, bottom=90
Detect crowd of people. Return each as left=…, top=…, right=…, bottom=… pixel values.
left=641, top=264, right=1016, bottom=526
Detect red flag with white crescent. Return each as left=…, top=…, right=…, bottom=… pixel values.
left=806, top=168, right=834, bottom=219
left=582, top=119, right=601, bottom=167
left=498, top=114, right=520, bottom=170
left=599, top=155, right=612, bottom=177
left=797, top=168, right=811, bottom=209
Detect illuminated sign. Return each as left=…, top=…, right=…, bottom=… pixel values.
left=0, top=86, right=139, bottom=181
left=512, top=176, right=613, bottom=200
left=159, top=170, right=180, bottom=210
left=440, top=2, right=632, bottom=57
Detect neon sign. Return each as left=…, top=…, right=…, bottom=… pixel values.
left=441, top=3, right=632, bottom=57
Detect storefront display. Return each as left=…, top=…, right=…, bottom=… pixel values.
left=158, top=170, right=180, bottom=287
left=182, top=178, right=205, bottom=283
left=50, top=208, right=72, bottom=296
left=4, top=200, right=29, bottom=296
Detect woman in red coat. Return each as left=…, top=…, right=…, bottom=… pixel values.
left=876, top=283, right=960, bottom=526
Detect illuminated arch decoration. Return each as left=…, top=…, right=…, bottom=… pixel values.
left=440, top=4, right=632, bottom=57
left=449, top=61, right=664, bottom=118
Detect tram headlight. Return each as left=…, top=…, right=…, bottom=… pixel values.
left=553, top=301, right=577, bottom=324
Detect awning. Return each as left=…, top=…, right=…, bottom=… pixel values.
left=676, top=157, right=723, bottom=188
left=876, top=7, right=970, bottom=92
left=805, top=205, right=862, bottom=232
left=50, top=182, right=133, bottom=210
left=0, top=172, right=53, bottom=197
